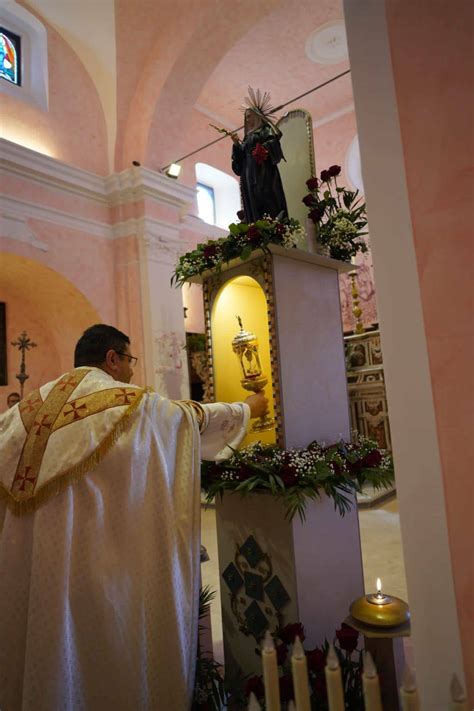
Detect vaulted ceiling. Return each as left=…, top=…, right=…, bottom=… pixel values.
left=25, top=0, right=353, bottom=172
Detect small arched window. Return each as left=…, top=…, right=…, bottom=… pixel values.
left=195, top=163, right=240, bottom=229
left=0, top=28, right=21, bottom=86
left=196, top=183, right=216, bottom=225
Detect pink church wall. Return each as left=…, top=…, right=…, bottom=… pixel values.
left=0, top=253, right=102, bottom=411
left=1, top=8, right=108, bottom=174
left=386, top=0, right=474, bottom=696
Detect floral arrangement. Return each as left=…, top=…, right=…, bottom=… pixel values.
left=245, top=621, right=364, bottom=710
left=201, top=434, right=393, bottom=522
left=172, top=214, right=306, bottom=287
left=303, top=165, right=368, bottom=262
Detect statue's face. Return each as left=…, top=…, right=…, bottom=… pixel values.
left=245, top=110, right=263, bottom=133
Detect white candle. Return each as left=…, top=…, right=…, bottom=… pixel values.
left=291, top=636, right=311, bottom=711
left=248, top=691, right=262, bottom=710
left=288, top=702, right=296, bottom=711
left=324, top=644, right=345, bottom=711
left=262, top=630, right=281, bottom=711
left=450, top=674, right=469, bottom=711
left=399, top=666, right=420, bottom=711
left=362, top=651, right=383, bottom=711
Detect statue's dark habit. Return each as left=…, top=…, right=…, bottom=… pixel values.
left=231, top=108, right=288, bottom=223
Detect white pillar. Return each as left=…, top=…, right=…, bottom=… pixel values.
left=138, top=221, right=190, bottom=399
left=343, top=1, right=465, bottom=705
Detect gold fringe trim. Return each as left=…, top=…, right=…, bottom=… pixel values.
left=0, top=387, right=151, bottom=517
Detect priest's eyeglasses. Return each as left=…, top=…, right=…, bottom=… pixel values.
left=116, top=351, right=138, bottom=367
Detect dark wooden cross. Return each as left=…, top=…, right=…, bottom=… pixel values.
left=11, top=331, right=37, bottom=398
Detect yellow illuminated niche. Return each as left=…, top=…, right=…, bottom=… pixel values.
left=211, top=275, right=276, bottom=447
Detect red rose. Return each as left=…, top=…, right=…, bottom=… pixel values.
left=328, top=164, right=341, bottom=178
left=245, top=675, right=264, bottom=699
left=246, top=225, right=262, bottom=244
left=306, top=647, right=326, bottom=673
left=237, top=464, right=255, bottom=481
left=306, top=176, right=319, bottom=190
left=308, top=206, right=324, bottom=223
left=361, top=450, right=382, bottom=468
left=347, top=459, right=363, bottom=476
left=203, top=244, right=218, bottom=259
left=279, top=622, right=305, bottom=645
left=280, top=464, right=298, bottom=487
left=320, top=169, right=331, bottom=182
left=276, top=642, right=288, bottom=666
left=336, top=623, right=359, bottom=653
left=279, top=674, right=294, bottom=703
left=252, top=143, right=269, bottom=165
left=302, top=194, right=316, bottom=207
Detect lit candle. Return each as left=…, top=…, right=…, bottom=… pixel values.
left=248, top=691, right=262, bottom=710
left=324, top=644, right=344, bottom=711
left=291, top=636, right=311, bottom=711
left=450, top=674, right=469, bottom=711
left=362, top=651, right=382, bottom=711
left=399, top=666, right=420, bottom=711
left=262, top=630, right=281, bottom=711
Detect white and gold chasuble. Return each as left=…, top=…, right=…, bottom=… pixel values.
left=0, top=367, right=249, bottom=711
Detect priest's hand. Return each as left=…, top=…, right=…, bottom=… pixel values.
left=244, top=391, right=268, bottom=419
left=230, top=132, right=240, bottom=145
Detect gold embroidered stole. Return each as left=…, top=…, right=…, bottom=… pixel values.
left=1, top=369, right=147, bottom=515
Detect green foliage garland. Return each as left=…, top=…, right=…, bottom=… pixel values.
left=202, top=434, right=393, bottom=522
left=172, top=214, right=306, bottom=287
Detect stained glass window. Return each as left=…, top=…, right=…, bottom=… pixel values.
left=0, top=27, right=21, bottom=86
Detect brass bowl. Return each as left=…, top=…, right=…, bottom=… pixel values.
left=350, top=595, right=410, bottom=627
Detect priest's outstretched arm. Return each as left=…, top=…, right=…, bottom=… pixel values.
left=196, top=391, right=267, bottom=461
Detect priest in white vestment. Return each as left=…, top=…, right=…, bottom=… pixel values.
left=0, top=324, right=266, bottom=711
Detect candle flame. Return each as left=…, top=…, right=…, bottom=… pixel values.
left=376, top=578, right=382, bottom=594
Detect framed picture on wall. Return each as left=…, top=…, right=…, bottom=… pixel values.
left=0, top=303, right=7, bottom=386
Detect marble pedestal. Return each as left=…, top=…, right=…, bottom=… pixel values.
left=200, top=247, right=365, bottom=683
left=216, top=492, right=364, bottom=683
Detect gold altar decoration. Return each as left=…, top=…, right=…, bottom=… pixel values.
left=349, top=269, right=365, bottom=335
left=349, top=578, right=410, bottom=628
left=232, top=316, right=274, bottom=432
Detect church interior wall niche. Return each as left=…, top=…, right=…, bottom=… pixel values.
left=210, top=274, right=276, bottom=449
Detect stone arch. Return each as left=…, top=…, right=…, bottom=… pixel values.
left=0, top=253, right=100, bottom=408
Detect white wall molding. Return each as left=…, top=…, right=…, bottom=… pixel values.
left=0, top=212, right=48, bottom=251
left=0, top=194, right=111, bottom=239
left=0, top=139, right=196, bottom=213
left=0, top=138, right=108, bottom=202
left=105, top=166, right=196, bottom=210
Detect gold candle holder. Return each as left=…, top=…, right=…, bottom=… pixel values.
left=232, top=316, right=274, bottom=433
left=349, top=578, right=410, bottom=628
left=349, top=269, right=365, bottom=335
